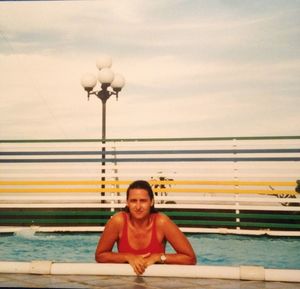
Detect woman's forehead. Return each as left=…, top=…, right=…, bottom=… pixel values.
left=128, top=188, right=150, bottom=198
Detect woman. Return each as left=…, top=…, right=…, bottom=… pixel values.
left=95, top=180, right=196, bottom=275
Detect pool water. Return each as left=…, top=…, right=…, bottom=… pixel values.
left=0, top=232, right=299, bottom=269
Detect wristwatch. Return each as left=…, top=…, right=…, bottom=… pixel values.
left=160, top=254, right=167, bottom=264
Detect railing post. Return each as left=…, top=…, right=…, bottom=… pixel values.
left=233, top=138, right=240, bottom=229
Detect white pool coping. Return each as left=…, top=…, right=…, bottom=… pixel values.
left=0, top=261, right=299, bottom=283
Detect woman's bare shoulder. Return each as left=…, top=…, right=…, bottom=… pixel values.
left=108, top=211, right=125, bottom=228
left=156, top=212, right=180, bottom=233
left=156, top=212, right=171, bottom=225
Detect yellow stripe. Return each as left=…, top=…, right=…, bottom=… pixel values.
left=0, top=180, right=131, bottom=186
left=0, top=188, right=126, bottom=193
left=0, top=188, right=296, bottom=196
left=150, top=180, right=296, bottom=186
left=153, top=188, right=296, bottom=195
left=0, top=179, right=296, bottom=196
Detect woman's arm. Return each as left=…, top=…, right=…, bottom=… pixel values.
left=148, top=213, right=196, bottom=265
left=95, top=213, right=125, bottom=263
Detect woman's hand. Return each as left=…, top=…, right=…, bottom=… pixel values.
left=143, top=253, right=161, bottom=267
left=126, top=253, right=150, bottom=275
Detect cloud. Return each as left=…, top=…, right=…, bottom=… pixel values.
left=0, top=1, right=299, bottom=139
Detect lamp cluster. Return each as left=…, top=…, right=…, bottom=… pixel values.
left=81, top=55, right=125, bottom=101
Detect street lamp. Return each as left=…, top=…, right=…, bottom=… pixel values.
left=81, top=55, right=125, bottom=196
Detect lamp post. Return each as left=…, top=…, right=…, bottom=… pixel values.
left=81, top=55, right=125, bottom=196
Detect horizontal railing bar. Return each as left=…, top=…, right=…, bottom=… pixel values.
left=1, top=226, right=295, bottom=235
left=0, top=180, right=296, bottom=186
left=0, top=194, right=296, bottom=201
left=1, top=148, right=299, bottom=156
left=1, top=175, right=295, bottom=180
left=0, top=188, right=296, bottom=195
left=0, top=219, right=299, bottom=229
left=0, top=194, right=300, bottom=204
left=173, top=220, right=300, bottom=229
left=1, top=135, right=300, bottom=143
left=0, top=168, right=289, bottom=172
left=0, top=180, right=130, bottom=186
left=0, top=177, right=297, bottom=183
left=1, top=203, right=300, bottom=211
left=1, top=210, right=299, bottom=220
left=0, top=211, right=112, bottom=216
left=2, top=144, right=299, bottom=153
left=1, top=162, right=297, bottom=169
left=164, top=211, right=300, bottom=220
left=158, top=203, right=300, bottom=211
left=1, top=197, right=299, bottom=205
left=0, top=219, right=108, bottom=224
left=0, top=176, right=297, bottom=183
left=157, top=196, right=300, bottom=203
left=1, top=166, right=298, bottom=172
left=1, top=157, right=300, bottom=163
left=1, top=159, right=299, bottom=165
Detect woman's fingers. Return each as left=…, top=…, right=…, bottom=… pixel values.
left=129, top=255, right=148, bottom=275
left=134, top=262, right=145, bottom=275
left=135, top=264, right=145, bottom=275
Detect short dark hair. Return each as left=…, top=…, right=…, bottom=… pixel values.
left=124, top=180, right=157, bottom=213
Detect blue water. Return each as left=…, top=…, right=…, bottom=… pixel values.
left=0, top=232, right=299, bottom=269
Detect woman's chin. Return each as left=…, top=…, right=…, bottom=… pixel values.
left=132, top=212, right=147, bottom=219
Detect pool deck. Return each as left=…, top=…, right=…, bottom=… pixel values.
left=0, top=274, right=299, bottom=289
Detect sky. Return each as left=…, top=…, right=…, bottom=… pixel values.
left=0, top=0, right=299, bottom=140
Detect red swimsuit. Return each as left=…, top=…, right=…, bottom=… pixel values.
left=118, top=212, right=165, bottom=254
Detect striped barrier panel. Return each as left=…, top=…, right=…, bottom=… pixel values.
left=0, top=136, right=299, bottom=234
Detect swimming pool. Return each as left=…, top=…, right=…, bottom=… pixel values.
left=0, top=232, right=299, bottom=269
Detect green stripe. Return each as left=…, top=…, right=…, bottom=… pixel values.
left=0, top=219, right=108, bottom=224
left=1, top=210, right=300, bottom=221
left=0, top=210, right=115, bottom=217
left=164, top=211, right=300, bottom=220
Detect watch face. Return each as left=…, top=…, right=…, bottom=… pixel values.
left=161, top=254, right=167, bottom=262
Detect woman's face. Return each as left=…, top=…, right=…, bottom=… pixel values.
left=126, top=188, right=154, bottom=219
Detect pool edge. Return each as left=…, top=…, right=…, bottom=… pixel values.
left=0, top=261, right=299, bottom=283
